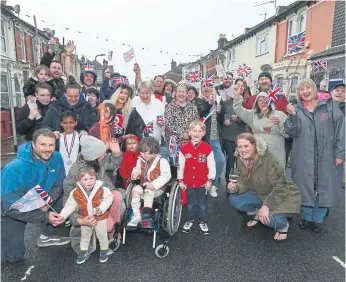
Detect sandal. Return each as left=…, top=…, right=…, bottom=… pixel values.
left=274, top=223, right=289, bottom=241
left=247, top=216, right=260, bottom=227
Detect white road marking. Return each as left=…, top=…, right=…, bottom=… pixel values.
left=20, top=265, right=35, bottom=281
left=332, top=256, right=346, bottom=268
left=224, top=226, right=229, bottom=234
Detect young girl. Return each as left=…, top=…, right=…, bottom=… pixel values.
left=23, top=65, right=59, bottom=100
left=178, top=120, right=216, bottom=235
left=119, top=134, right=140, bottom=189
left=60, top=166, right=114, bottom=264
left=127, top=137, right=171, bottom=228
left=58, top=111, right=80, bottom=174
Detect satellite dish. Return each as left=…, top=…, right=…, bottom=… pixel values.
left=13, top=4, right=20, bottom=14
left=260, top=64, right=272, bottom=72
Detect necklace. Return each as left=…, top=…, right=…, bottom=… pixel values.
left=64, top=132, right=76, bottom=165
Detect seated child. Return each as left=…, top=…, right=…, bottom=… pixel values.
left=127, top=137, right=171, bottom=228
left=60, top=166, right=114, bottom=264
left=23, top=65, right=59, bottom=100
left=178, top=120, right=216, bottom=235
left=119, top=134, right=140, bottom=189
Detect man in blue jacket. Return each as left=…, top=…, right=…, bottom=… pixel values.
left=1, top=128, right=70, bottom=263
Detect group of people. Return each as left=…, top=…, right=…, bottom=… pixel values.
left=1, top=39, right=345, bottom=264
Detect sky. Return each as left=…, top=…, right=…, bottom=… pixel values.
left=7, top=0, right=296, bottom=82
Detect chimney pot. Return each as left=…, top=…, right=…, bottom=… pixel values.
left=171, top=59, right=177, bottom=70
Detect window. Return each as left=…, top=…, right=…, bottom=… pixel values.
left=289, top=75, right=299, bottom=94
left=276, top=76, right=284, bottom=89
left=228, top=48, right=235, bottom=71
left=14, top=74, right=23, bottom=107
left=256, top=33, right=269, bottom=56
left=20, top=31, right=26, bottom=61
left=1, top=73, right=9, bottom=108
left=1, top=19, right=6, bottom=53
left=298, top=14, right=306, bottom=33
left=288, top=19, right=294, bottom=37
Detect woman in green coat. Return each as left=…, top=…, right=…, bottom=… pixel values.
left=228, top=133, right=301, bottom=241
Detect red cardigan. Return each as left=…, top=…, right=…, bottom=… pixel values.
left=242, top=94, right=288, bottom=114
left=119, top=151, right=140, bottom=189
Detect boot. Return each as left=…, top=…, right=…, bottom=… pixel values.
left=127, top=200, right=141, bottom=227
left=141, top=207, right=154, bottom=229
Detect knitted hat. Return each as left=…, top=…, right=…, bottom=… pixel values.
left=80, top=135, right=107, bottom=161
left=258, top=71, right=272, bottom=83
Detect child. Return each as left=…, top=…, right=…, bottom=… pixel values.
left=119, top=134, right=140, bottom=189
left=178, top=120, right=216, bottom=235
left=86, top=87, right=101, bottom=114
left=60, top=166, right=114, bottom=264
left=127, top=137, right=171, bottom=228
left=58, top=111, right=80, bottom=174
left=23, top=65, right=59, bottom=100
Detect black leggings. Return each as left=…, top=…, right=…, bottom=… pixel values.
left=222, top=139, right=236, bottom=184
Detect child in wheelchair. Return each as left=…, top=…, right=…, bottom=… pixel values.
left=127, top=137, right=171, bottom=229
left=178, top=120, right=216, bottom=235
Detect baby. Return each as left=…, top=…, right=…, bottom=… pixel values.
left=60, top=166, right=114, bottom=264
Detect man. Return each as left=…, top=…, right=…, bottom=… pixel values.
left=1, top=129, right=69, bottom=263
left=43, top=76, right=97, bottom=135
left=215, top=72, right=234, bottom=101
left=331, top=82, right=345, bottom=113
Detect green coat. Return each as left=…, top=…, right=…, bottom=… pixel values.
left=235, top=136, right=301, bottom=214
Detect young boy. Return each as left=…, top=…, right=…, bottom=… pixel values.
left=58, top=111, right=80, bottom=175
left=127, top=137, right=171, bottom=228
left=119, top=134, right=140, bottom=189
left=60, top=166, right=114, bottom=264
left=178, top=120, right=216, bottom=235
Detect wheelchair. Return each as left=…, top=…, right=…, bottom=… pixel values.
left=122, top=177, right=182, bottom=258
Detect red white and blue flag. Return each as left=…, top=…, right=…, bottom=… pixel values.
left=143, top=121, right=154, bottom=136
left=236, top=64, right=253, bottom=78
left=313, top=60, right=327, bottom=74
left=200, top=108, right=217, bottom=123
left=287, top=31, right=305, bottom=54
left=264, top=84, right=283, bottom=105
left=169, top=128, right=180, bottom=166
left=187, top=71, right=202, bottom=83
left=123, top=48, right=135, bottom=63
left=156, top=116, right=164, bottom=127
left=83, top=63, right=94, bottom=72
left=10, top=186, right=52, bottom=212
left=112, top=75, right=129, bottom=86
left=202, top=74, right=215, bottom=87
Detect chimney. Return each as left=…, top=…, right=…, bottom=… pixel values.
left=171, top=59, right=177, bottom=70
left=275, top=6, right=287, bottom=15
left=217, top=34, right=227, bottom=49
left=244, top=28, right=251, bottom=34
left=1, top=0, right=7, bottom=5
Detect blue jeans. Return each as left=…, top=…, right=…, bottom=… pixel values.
left=159, top=146, right=170, bottom=160
left=301, top=194, right=327, bottom=224
left=206, top=139, right=225, bottom=186
left=229, top=192, right=290, bottom=230
left=187, top=187, right=207, bottom=221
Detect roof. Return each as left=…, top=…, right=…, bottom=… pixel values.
left=310, top=44, right=345, bottom=60
left=331, top=0, right=345, bottom=47
left=163, top=63, right=188, bottom=83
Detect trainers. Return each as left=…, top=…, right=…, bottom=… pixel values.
left=182, top=220, right=194, bottom=233
left=209, top=186, right=218, bottom=197
left=199, top=221, right=210, bottom=235
left=127, top=215, right=142, bottom=227
left=65, top=220, right=72, bottom=228
left=99, top=250, right=109, bottom=263
left=77, top=250, right=91, bottom=264
left=37, top=234, right=70, bottom=247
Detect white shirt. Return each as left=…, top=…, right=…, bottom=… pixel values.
left=131, top=96, right=165, bottom=144
left=59, top=131, right=80, bottom=175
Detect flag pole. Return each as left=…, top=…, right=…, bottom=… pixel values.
left=46, top=203, right=58, bottom=213
left=132, top=46, right=137, bottom=63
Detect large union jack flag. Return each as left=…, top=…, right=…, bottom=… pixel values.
left=83, top=63, right=94, bottom=72
left=313, top=60, right=327, bottom=74
left=202, top=74, right=215, bottom=87
left=123, top=48, right=135, bottom=63
left=236, top=64, right=253, bottom=78
left=287, top=31, right=305, bottom=54
left=187, top=71, right=202, bottom=83
left=143, top=121, right=154, bottom=136
left=112, top=75, right=129, bottom=86
left=264, top=84, right=283, bottom=105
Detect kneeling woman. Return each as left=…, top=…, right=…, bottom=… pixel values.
left=228, top=133, right=301, bottom=241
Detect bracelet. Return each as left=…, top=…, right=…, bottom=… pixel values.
left=65, top=52, right=72, bottom=57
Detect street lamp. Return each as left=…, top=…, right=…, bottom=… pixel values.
left=94, top=53, right=106, bottom=62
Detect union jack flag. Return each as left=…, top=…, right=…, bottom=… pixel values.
left=313, top=60, right=327, bottom=74
left=112, top=75, right=129, bottom=86
left=187, top=71, right=202, bottom=83
left=200, top=108, right=217, bottom=123
left=156, top=116, right=164, bottom=127
left=83, top=63, right=94, bottom=72
left=264, top=84, right=283, bottom=105
left=143, top=121, right=154, bottom=136
left=123, top=48, right=135, bottom=63
left=34, top=186, right=53, bottom=203
left=10, top=186, right=51, bottom=212
left=287, top=31, right=305, bottom=54
left=236, top=64, right=253, bottom=78
left=202, top=74, right=215, bottom=87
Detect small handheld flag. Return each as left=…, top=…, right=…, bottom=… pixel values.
left=187, top=71, right=202, bottom=83
left=143, top=121, right=154, bottom=136
left=200, top=108, right=217, bottom=123
left=123, top=48, right=135, bottom=63
left=236, top=64, right=253, bottom=78
left=83, top=63, right=94, bottom=72
left=112, top=74, right=129, bottom=86
left=313, top=60, right=327, bottom=74
left=264, top=84, right=283, bottom=105
left=202, top=74, right=215, bottom=87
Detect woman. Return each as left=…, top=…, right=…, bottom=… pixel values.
left=187, top=86, right=212, bottom=118
left=63, top=135, right=125, bottom=253
left=17, top=82, right=52, bottom=141
left=233, top=85, right=288, bottom=169
left=200, top=84, right=225, bottom=197
left=228, top=133, right=301, bottom=241
left=284, top=79, right=345, bottom=233
left=220, top=79, right=247, bottom=185
left=163, top=79, right=177, bottom=105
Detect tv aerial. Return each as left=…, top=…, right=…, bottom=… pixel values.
left=254, top=0, right=277, bottom=8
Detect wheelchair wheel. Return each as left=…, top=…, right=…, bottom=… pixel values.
left=155, top=244, right=169, bottom=258
left=125, top=183, right=135, bottom=208
left=166, top=181, right=182, bottom=236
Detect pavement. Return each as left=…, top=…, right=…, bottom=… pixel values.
left=2, top=179, right=345, bottom=282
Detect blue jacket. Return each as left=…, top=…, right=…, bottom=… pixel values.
left=1, top=142, right=65, bottom=215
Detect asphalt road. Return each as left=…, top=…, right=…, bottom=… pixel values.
left=2, top=184, right=345, bottom=282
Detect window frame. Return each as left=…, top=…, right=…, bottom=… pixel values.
left=1, top=19, right=7, bottom=53
left=228, top=48, right=236, bottom=71
left=1, top=72, right=9, bottom=109
left=256, top=33, right=269, bottom=56
left=20, top=31, right=26, bottom=62
left=289, top=74, right=299, bottom=94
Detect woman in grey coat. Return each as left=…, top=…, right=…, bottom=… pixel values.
left=284, top=79, right=345, bottom=233
left=63, top=135, right=125, bottom=255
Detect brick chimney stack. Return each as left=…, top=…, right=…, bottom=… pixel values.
left=171, top=59, right=177, bottom=70
left=217, top=34, right=227, bottom=49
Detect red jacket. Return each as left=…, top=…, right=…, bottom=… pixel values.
left=242, top=94, right=288, bottom=114
left=178, top=141, right=216, bottom=188
left=119, top=151, right=139, bottom=189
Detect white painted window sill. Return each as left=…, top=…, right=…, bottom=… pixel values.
left=255, top=51, right=269, bottom=58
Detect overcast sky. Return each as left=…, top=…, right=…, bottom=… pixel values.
left=8, top=0, right=295, bottom=82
